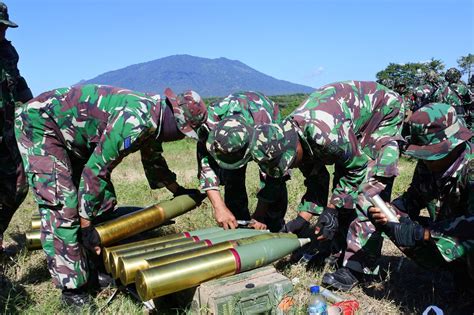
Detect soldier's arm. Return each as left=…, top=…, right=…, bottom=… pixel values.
left=197, top=140, right=221, bottom=191
left=391, top=161, right=430, bottom=219
left=328, top=127, right=369, bottom=210
left=78, top=114, right=148, bottom=220
left=140, top=140, right=178, bottom=191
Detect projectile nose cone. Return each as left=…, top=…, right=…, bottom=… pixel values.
left=298, top=238, right=312, bottom=247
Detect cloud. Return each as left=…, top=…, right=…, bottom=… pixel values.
left=304, top=66, right=325, bottom=80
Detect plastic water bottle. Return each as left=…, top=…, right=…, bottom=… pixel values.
left=307, top=285, right=327, bottom=315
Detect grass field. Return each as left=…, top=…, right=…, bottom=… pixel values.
left=0, top=139, right=469, bottom=314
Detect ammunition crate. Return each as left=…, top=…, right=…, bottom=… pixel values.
left=191, top=266, right=294, bottom=314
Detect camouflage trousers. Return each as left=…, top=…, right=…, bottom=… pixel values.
left=0, top=120, right=28, bottom=238
left=216, top=165, right=288, bottom=232
left=337, top=175, right=395, bottom=274
left=15, top=111, right=88, bottom=290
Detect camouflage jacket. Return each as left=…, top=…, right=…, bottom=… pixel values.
left=290, top=81, right=405, bottom=214
left=198, top=91, right=280, bottom=190
left=0, top=39, right=32, bottom=141
left=18, top=84, right=176, bottom=219
left=433, top=82, right=473, bottom=122
left=393, top=142, right=474, bottom=262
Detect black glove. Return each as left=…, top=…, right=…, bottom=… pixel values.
left=173, top=186, right=201, bottom=197
left=81, top=225, right=101, bottom=252
left=280, top=216, right=310, bottom=234
left=384, top=216, right=425, bottom=247
left=315, top=207, right=339, bottom=240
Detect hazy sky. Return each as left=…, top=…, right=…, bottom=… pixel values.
left=9, top=0, right=474, bottom=95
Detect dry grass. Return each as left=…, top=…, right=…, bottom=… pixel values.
left=1, top=140, right=471, bottom=314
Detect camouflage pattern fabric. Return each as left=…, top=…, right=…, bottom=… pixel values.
left=405, top=103, right=472, bottom=160
left=411, top=84, right=437, bottom=111
left=164, top=88, right=207, bottom=139
left=433, top=82, right=473, bottom=127
left=392, top=143, right=473, bottom=270
left=198, top=91, right=280, bottom=191
left=14, top=84, right=185, bottom=289
left=0, top=35, right=31, bottom=241
left=250, top=81, right=405, bottom=274
left=252, top=81, right=405, bottom=214
left=197, top=91, right=285, bottom=225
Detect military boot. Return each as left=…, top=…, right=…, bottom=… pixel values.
left=61, top=287, right=93, bottom=311
left=322, top=267, right=359, bottom=292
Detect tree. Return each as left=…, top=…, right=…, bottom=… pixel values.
left=457, top=53, right=474, bottom=79
left=376, top=58, right=445, bottom=92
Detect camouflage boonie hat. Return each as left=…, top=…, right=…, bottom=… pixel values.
left=249, top=120, right=299, bottom=178
left=164, top=88, right=207, bottom=139
left=0, top=2, right=17, bottom=28
left=445, top=68, right=461, bottom=83
left=405, top=103, right=472, bottom=160
left=206, top=116, right=253, bottom=170
left=425, top=70, right=438, bottom=83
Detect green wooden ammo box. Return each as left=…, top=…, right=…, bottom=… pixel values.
left=190, top=266, right=294, bottom=314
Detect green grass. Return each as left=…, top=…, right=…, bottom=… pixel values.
left=0, top=140, right=462, bottom=314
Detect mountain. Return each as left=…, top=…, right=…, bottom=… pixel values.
left=81, top=55, right=314, bottom=97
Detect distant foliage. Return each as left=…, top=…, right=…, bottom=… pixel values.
left=269, top=93, right=310, bottom=118
left=203, top=93, right=310, bottom=119
left=376, top=58, right=444, bottom=89
left=457, top=53, right=474, bottom=79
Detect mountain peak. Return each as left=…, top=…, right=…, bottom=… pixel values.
left=82, top=55, right=314, bottom=97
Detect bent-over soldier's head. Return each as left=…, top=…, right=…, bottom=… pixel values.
left=164, top=88, right=207, bottom=139
left=206, top=116, right=254, bottom=170
left=0, top=2, right=17, bottom=28
left=249, top=120, right=301, bottom=178
left=404, top=103, right=472, bottom=171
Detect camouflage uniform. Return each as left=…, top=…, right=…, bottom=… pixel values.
left=15, top=84, right=206, bottom=289
left=198, top=91, right=287, bottom=230
left=411, top=84, right=436, bottom=112
left=0, top=3, right=32, bottom=247
left=434, top=68, right=473, bottom=132
left=390, top=103, right=474, bottom=282
left=251, top=81, right=405, bottom=273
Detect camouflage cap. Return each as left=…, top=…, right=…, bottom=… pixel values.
left=0, top=2, right=17, bottom=28
left=425, top=70, right=438, bottom=83
left=405, top=103, right=472, bottom=160
left=164, top=88, right=207, bottom=139
left=249, top=120, right=299, bottom=178
left=206, top=116, right=253, bottom=170
left=445, top=68, right=461, bottom=83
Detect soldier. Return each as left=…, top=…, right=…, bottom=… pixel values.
left=369, top=103, right=473, bottom=293
left=198, top=91, right=287, bottom=231
left=249, top=81, right=405, bottom=291
left=14, top=84, right=206, bottom=307
left=0, top=1, right=32, bottom=252
left=434, top=68, right=473, bottom=131
left=410, top=70, right=440, bottom=112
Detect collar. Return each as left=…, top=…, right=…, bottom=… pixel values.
left=290, top=118, right=313, bottom=158
left=436, top=142, right=471, bottom=186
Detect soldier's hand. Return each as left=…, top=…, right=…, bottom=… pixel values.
left=214, top=207, right=238, bottom=230
left=280, top=215, right=310, bottom=234
left=81, top=225, right=101, bottom=255
left=248, top=219, right=267, bottom=230
left=368, top=206, right=389, bottom=225
left=315, top=207, right=339, bottom=241
left=384, top=216, right=427, bottom=247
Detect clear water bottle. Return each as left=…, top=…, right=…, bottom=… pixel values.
left=307, top=285, right=328, bottom=315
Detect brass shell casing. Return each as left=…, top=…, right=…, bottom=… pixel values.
left=103, top=233, right=186, bottom=270
left=95, top=195, right=200, bottom=246
left=118, top=240, right=212, bottom=284
left=108, top=237, right=197, bottom=277
left=145, top=241, right=236, bottom=269
left=31, top=219, right=41, bottom=230
left=25, top=230, right=42, bottom=250
left=136, top=250, right=237, bottom=300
